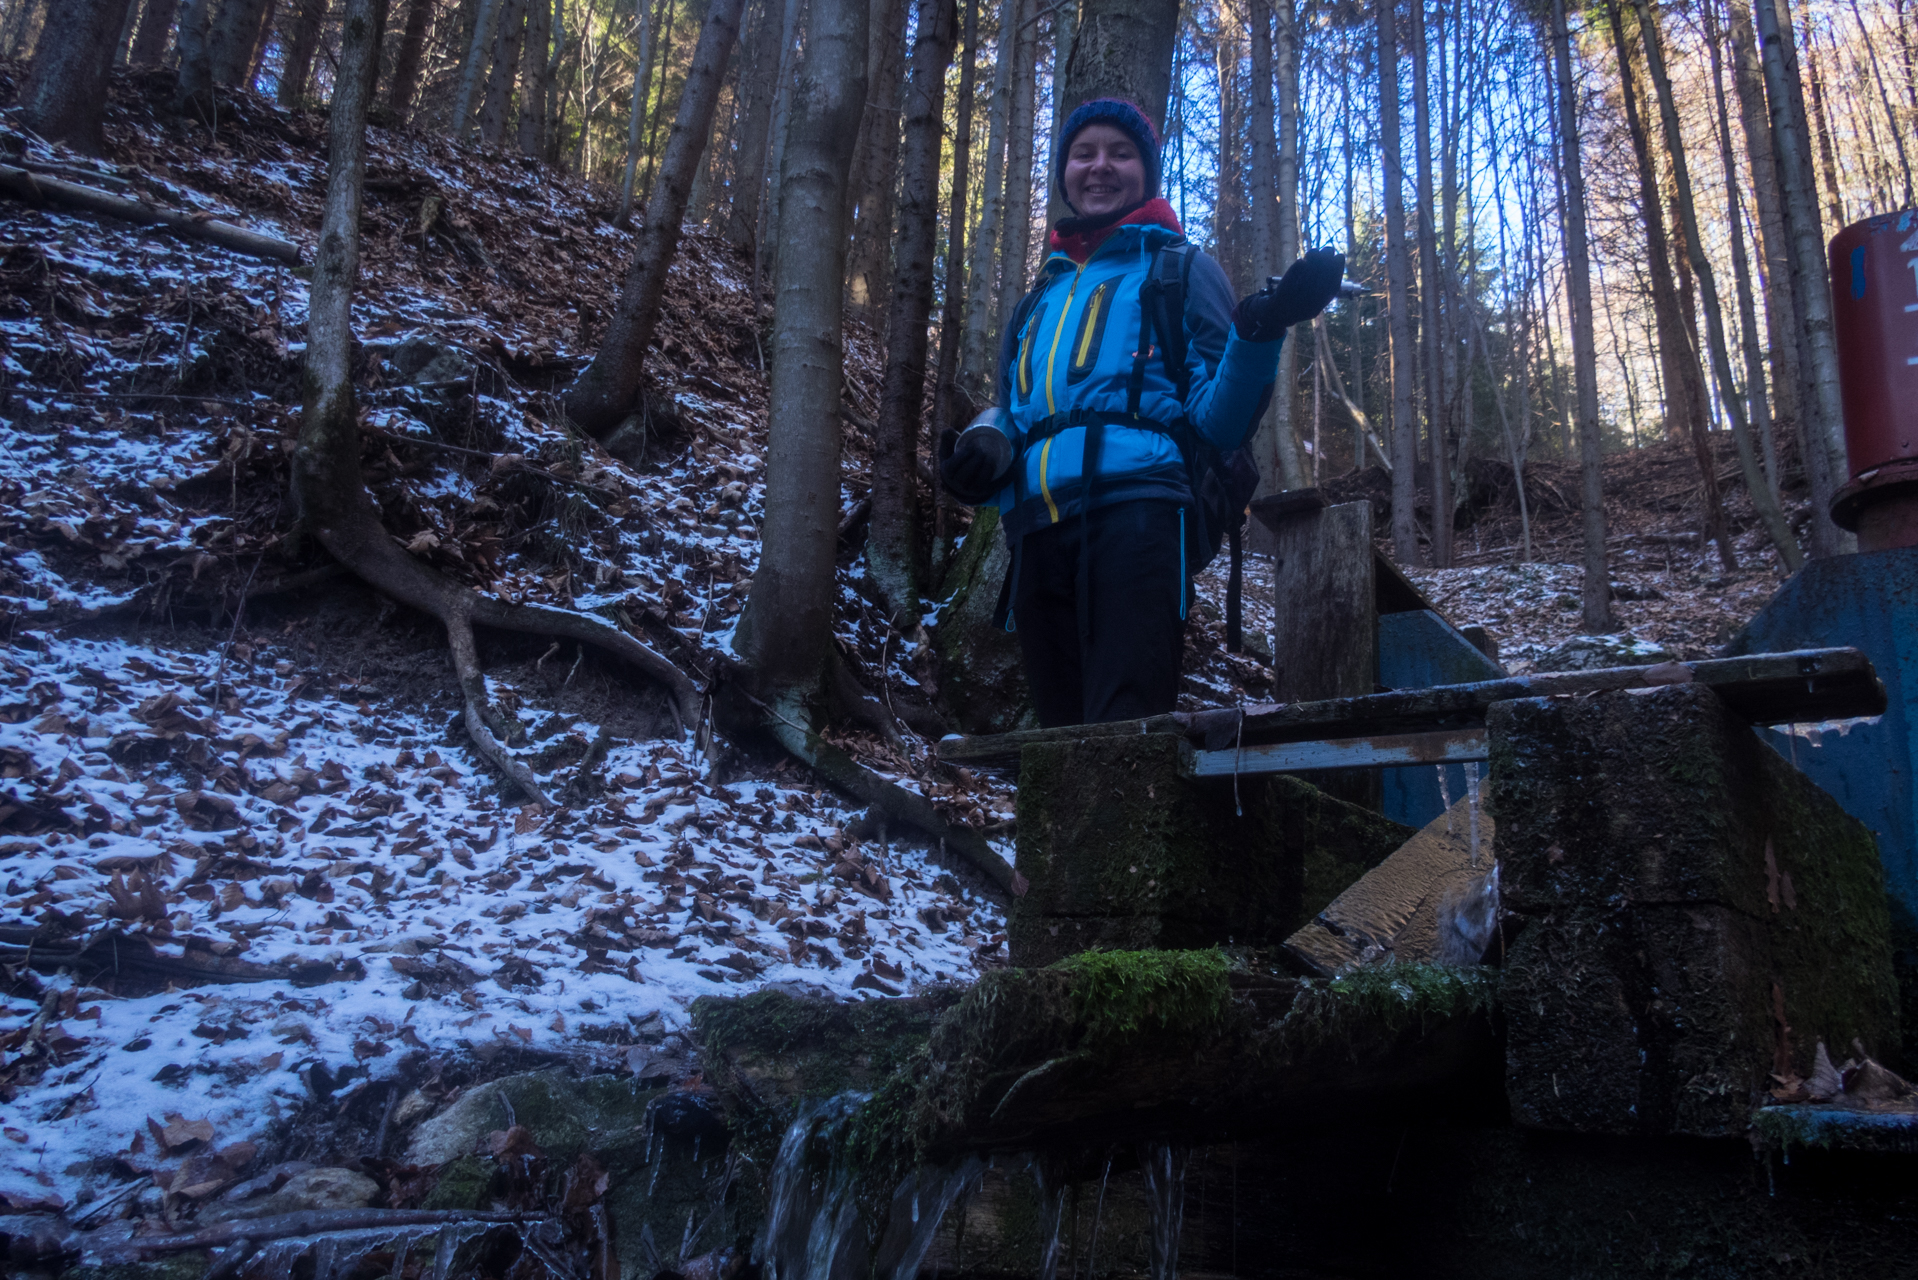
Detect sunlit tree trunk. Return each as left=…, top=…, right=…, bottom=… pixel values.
left=869, top=0, right=957, bottom=620
left=1637, top=0, right=1801, bottom=570
left=477, top=0, right=530, bottom=146
left=1411, top=0, right=1448, bottom=564
left=21, top=0, right=136, bottom=153
left=1754, top=0, right=1849, bottom=555
left=617, top=0, right=661, bottom=224
left=995, top=3, right=1040, bottom=329
left=450, top=0, right=505, bottom=135
left=844, top=0, right=910, bottom=328
left=956, top=0, right=1016, bottom=402
left=932, top=0, right=979, bottom=435
left=1379, top=0, right=1418, bottom=565
left=563, top=0, right=746, bottom=434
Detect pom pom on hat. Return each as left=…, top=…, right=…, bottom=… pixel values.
left=1054, top=98, right=1163, bottom=212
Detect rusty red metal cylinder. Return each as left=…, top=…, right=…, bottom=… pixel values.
left=1829, top=211, right=1918, bottom=550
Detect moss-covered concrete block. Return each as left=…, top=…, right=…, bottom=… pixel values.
left=1009, top=734, right=1412, bottom=965
left=1494, top=685, right=1900, bottom=1138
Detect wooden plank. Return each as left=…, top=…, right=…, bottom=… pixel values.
left=1188, top=728, right=1488, bottom=778
left=936, top=648, right=1885, bottom=763
left=1271, top=501, right=1376, bottom=704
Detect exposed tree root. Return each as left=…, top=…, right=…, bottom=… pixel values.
left=713, top=672, right=1021, bottom=900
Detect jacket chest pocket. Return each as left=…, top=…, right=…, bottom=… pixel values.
left=1016, top=308, right=1041, bottom=401
left=1066, top=280, right=1117, bottom=385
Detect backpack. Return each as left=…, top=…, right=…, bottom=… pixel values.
left=996, top=240, right=1262, bottom=652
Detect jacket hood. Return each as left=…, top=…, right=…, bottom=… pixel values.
left=1047, top=197, right=1185, bottom=265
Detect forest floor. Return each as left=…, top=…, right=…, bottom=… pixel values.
left=0, top=66, right=1807, bottom=1229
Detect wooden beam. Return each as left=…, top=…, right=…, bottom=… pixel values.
left=1188, top=727, right=1488, bottom=778
left=936, top=648, right=1886, bottom=764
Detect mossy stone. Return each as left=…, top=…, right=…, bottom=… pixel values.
left=419, top=1153, right=491, bottom=1210
left=1493, top=686, right=1900, bottom=1138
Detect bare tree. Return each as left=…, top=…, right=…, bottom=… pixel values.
left=516, top=0, right=554, bottom=153
left=297, top=0, right=696, bottom=807
left=128, top=0, right=181, bottom=64
left=477, top=0, right=531, bottom=146
left=616, top=0, right=663, bottom=226
left=450, top=0, right=506, bottom=136
left=1411, top=0, right=1449, bottom=564
left=20, top=0, right=137, bottom=153
left=723, top=0, right=784, bottom=251
left=955, top=0, right=1017, bottom=401
left=210, top=0, right=272, bottom=84
left=844, top=0, right=911, bottom=327
left=1754, top=0, right=1850, bottom=555
left=931, top=0, right=980, bottom=439
left=280, top=0, right=329, bottom=105
left=1379, top=0, right=1418, bottom=565
left=384, top=0, right=433, bottom=114
left=994, top=2, right=1039, bottom=331
left=1635, top=0, right=1801, bottom=570
left=564, top=0, right=749, bottom=435
left=1548, top=0, right=1611, bottom=630
left=868, top=0, right=957, bottom=620
left=1058, top=0, right=1179, bottom=119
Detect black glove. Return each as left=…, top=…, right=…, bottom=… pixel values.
left=938, top=414, right=1013, bottom=504
left=1234, top=246, right=1347, bottom=342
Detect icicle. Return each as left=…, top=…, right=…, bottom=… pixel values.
left=1465, top=761, right=1482, bottom=866
left=1084, top=1158, right=1112, bottom=1280
left=1034, top=1160, right=1068, bottom=1280
left=1438, top=764, right=1453, bottom=832
left=1138, top=1143, right=1190, bottom=1280
left=693, top=1133, right=703, bottom=1165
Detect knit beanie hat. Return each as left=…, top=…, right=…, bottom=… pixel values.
left=1054, top=98, right=1163, bottom=213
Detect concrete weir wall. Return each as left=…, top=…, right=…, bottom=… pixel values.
left=1494, top=684, right=1899, bottom=1136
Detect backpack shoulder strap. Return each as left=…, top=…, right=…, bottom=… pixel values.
left=1152, top=242, right=1197, bottom=406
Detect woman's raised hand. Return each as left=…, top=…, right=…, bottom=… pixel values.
left=1233, top=247, right=1348, bottom=342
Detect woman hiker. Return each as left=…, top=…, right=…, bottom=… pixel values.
left=938, top=97, right=1345, bottom=729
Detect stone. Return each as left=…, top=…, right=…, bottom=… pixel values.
left=402, top=1068, right=654, bottom=1166
left=1493, top=684, right=1899, bottom=1138
left=601, top=413, right=648, bottom=468
left=1008, top=734, right=1413, bottom=966
left=1528, top=632, right=1672, bottom=672
left=200, top=1166, right=378, bottom=1222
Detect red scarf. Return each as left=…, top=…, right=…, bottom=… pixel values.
left=1047, top=197, right=1185, bottom=265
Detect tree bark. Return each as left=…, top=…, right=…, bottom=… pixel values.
left=1246, top=0, right=1286, bottom=495
left=277, top=0, right=328, bottom=105
left=732, top=0, right=869, bottom=706
left=1606, top=0, right=1733, bottom=570
left=723, top=0, right=782, bottom=251
left=515, top=0, right=553, bottom=154
left=1753, top=0, right=1849, bottom=555
left=1379, top=0, right=1417, bottom=566
left=931, top=0, right=979, bottom=437
left=1637, top=0, right=1801, bottom=570
left=1045, top=0, right=1077, bottom=226
left=1270, top=0, right=1304, bottom=490
left=129, top=0, right=181, bottom=63
left=297, top=0, right=696, bottom=798
left=955, top=0, right=1016, bottom=401
left=1728, top=0, right=1798, bottom=494
left=994, top=2, right=1039, bottom=332
left=1058, top=0, right=1179, bottom=128
left=384, top=0, right=432, bottom=115
left=617, top=0, right=663, bottom=225
left=563, top=0, right=748, bottom=435
left=1800, top=30, right=1844, bottom=230
left=477, top=0, right=530, bottom=147
left=449, top=0, right=505, bottom=137
left=1548, top=0, right=1612, bottom=630
left=210, top=0, right=272, bottom=84
left=868, top=0, right=956, bottom=621
left=1211, top=7, right=1242, bottom=287
left=1411, top=0, right=1449, bottom=566
left=844, top=0, right=910, bottom=327
left=20, top=0, right=137, bottom=154
left=174, top=0, right=216, bottom=114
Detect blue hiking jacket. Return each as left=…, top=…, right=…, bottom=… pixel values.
left=986, top=209, right=1285, bottom=540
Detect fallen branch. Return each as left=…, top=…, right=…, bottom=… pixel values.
left=71, top=1208, right=544, bottom=1264
left=0, top=927, right=362, bottom=996
left=0, top=165, right=302, bottom=266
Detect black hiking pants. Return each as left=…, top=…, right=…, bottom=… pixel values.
left=1012, top=499, right=1188, bottom=728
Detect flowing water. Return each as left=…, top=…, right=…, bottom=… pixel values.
left=1139, top=1143, right=1191, bottom=1280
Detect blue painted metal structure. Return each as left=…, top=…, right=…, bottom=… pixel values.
left=1729, top=547, right=1918, bottom=920
left=1377, top=609, right=1507, bottom=829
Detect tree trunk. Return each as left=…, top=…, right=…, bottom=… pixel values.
left=1058, top=0, right=1178, bottom=128
left=732, top=0, right=869, bottom=707
left=843, top=0, right=910, bottom=328
left=1269, top=0, right=1304, bottom=490
left=563, top=0, right=748, bottom=435
left=955, top=0, right=1017, bottom=402
left=1211, top=7, right=1242, bottom=288
left=994, top=3, right=1039, bottom=332
left=277, top=0, right=328, bottom=105
left=515, top=0, right=552, bottom=154
left=931, top=0, right=979, bottom=440
left=115, top=0, right=144, bottom=64
left=1728, top=0, right=1798, bottom=494
left=867, top=0, right=956, bottom=621
left=637, top=0, right=680, bottom=191
left=1045, top=0, right=1077, bottom=226
left=1379, top=0, right=1417, bottom=566
left=1637, top=0, right=1801, bottom=570
left=1246, top=0, right=1290, bottom=496
left=477, top=0, right=530, bottom=147
left=723, top=0, right=782, bottom=251
left=297, top=0, right=696, bottom=799
left=617, top=0, right=662, bottom=225
left=128, top=0, right=181, bottom=63
left=385, top=0, right=432, bottom=115
left=174, top=0, right=216, bottom=114
left=756, top=0, right=804, bottom=285
left=1753, top=0, right=1849, bottom=555
left=208, top=0, right=271, bottom=85
left=1800, top=31, right=1844, bottom=230
left=449, top=0, right=504, bottom=136
left=1606, top=0, right=1733, bottom=570
left=21, top=0, right=137, bottom=154
left=1411, top=0, right=1448, bottom=566
left=1548, top=0, right=1612, bottom=630
left=5, top=0, right=48, bottom=58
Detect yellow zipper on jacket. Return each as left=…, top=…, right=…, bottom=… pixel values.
left=1038, top=264, right=1086, bottom=523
